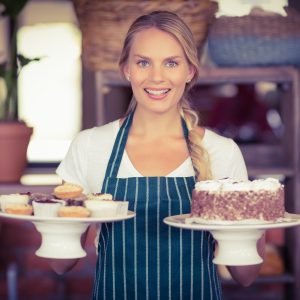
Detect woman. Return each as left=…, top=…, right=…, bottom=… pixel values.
left=52, top=11, right=265, bottom=300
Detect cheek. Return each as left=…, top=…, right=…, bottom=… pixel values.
left=130, top=71, right=147, bottom=85
left=167, top=66, right=190, bottom=84
left=170, top=73, right=189, bottom=86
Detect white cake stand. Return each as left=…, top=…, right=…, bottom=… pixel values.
left=164, top=213, right=300, bottom=266
left=0, top=211, right=135, bottom=259
left=210, top=229, right=264, bottom=265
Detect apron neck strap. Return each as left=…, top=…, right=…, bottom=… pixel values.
left=181, top=117, right=189, bottom=141
left=104, top=109, right=190, bottom=178
left=104, top=111, right=134, bottom=178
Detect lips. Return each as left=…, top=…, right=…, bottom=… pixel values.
left=144, top=88, right=171, bottom=96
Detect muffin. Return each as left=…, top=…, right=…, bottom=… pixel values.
left=87, top=193, right=113, bottom=201
left=4, top=204, right=33, bottom=215
left=32, top=199, right=66, bottom=217
left=54, top=183, right=84, bottom=199
left=58, top=206, right=90, bottom=218
left=0, top=193, right=30, bottom=212
left=84, top=200, right=129, bottom=218
left=29, top=193, right=53, bottom=203
left=64, top=196, right=87, bottom=207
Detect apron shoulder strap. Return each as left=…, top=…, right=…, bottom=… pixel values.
left=181, top=117, right=189, bottom=141
left=104, top=111, right=134, bottom=178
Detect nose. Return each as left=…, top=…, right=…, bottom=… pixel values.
left=149, top=65, right=164, bottom=83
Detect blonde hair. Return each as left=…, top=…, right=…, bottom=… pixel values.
left=119, top=11, right=212, bottom=181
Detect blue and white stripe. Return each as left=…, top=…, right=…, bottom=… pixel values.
left=92, top=111, right=222, bottom=300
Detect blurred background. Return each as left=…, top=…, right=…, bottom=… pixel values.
left=0, top=0, right=300, bottom=299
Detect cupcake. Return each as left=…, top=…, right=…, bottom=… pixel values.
left=84, top=200, right=129, bottom=218
left=4, top=204, right=33, bottom=215
left=64, top=196, right=87, bottom=207
left=58, top=206, right=90, bottom=218
left=32, top=199, right=66, bottom=218
left=0, top=193, right=30, bottom=212
left=57, top=191, right=90, bottom=218
left=87, top=193, right=113, bottom=201
left=29, top=193, right=53, bottom=203
left=54, top=183, right=84, bottom=199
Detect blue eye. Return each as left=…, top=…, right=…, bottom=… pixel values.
left=137, top=60, right=149, bottom=68
left=166, top=60, right=178, bottom=68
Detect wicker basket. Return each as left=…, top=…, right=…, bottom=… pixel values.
left=73, top=0, right=218, bottom=71
left=208, top=8, right=300, bottom=67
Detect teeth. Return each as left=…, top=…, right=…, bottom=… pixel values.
left=145, top=89, right=170, bottom=95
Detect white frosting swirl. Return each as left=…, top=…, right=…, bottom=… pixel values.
left=221, top=181, right=252, bottom=192
left=195, top=177, right=282, bottom=193
left=195, top=180, right=221, bottom=192
left=251, top=178, right=281, bottom=192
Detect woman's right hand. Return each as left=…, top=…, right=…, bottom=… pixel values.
left=49, top=258, right=80, bottom=275
left=47, top=225, right=91, bottom=275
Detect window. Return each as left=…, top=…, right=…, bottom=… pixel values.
left=17, top=1, right=81, bottom=163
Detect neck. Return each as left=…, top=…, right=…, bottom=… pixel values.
left=130, top=106, right=183, bottom=138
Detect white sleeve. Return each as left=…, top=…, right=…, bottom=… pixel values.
left=56, top=130, right=91, bottom=192
left=224, top=140, right=248, bottom=181
left=205, top=130, right=248, bottom=181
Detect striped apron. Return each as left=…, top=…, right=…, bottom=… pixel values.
left=92, top=112, right=222, bottom=300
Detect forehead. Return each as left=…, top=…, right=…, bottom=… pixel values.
left=129, top=27, right=186, bottom=58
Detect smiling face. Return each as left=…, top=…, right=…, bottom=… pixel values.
left=123, top=27, right=195, bottom=115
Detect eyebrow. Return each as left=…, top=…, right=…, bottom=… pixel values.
left=133, top=55, right=183, bottom=60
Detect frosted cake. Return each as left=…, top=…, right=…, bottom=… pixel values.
left=187, top=178, right=285, bottom=223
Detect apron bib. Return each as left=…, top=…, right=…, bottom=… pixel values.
left=92, top=112, right=222, bottom=300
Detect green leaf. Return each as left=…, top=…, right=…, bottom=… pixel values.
left=0, top=62, right=6, bottom=77
left=17, top=54, right=42, bottom=68
left=0, top=0, right=29, bottom=17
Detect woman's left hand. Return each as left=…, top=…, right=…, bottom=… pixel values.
left=226, top=233, right=266, bottom=287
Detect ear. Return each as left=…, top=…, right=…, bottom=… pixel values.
left=123, top=64, right=130, bottom=80
left=187, top=65, right=196, bottom=82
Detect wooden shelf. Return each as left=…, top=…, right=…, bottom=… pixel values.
left=0, top=167, right=58, bottom=194
left=238, top=144, right=295, bottom=177
left=100, top=66, right=300, bottom=86
left=247, top=166, right=294, bottom=177
left=197, top=67, right=299, bottom=84
left=221, top=273, right=295, bottom=286
left=221, top=274, right=295, bottom=300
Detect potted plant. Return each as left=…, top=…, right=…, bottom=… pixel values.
left=0, top=0, right=39, bottom=182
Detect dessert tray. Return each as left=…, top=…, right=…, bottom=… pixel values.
left=163, top=212, right=300, bottom=266
left=0, top=211, right=135, bottom=259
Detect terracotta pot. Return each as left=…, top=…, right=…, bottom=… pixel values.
left=0, top=122, right=33, bottom=182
